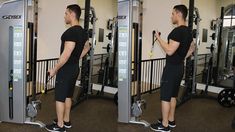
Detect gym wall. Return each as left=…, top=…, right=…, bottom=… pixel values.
left=141, top=0, right=181, bottom=59
left=77, top=0, right=117, bottom=55
left=35, top=0, right=78, bottom=60
left=30, top=0, right=117, bottom=59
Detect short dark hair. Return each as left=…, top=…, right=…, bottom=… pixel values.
left=173, top=4, right=188, bottom=20
left=67, top=4, right=81, bottom=20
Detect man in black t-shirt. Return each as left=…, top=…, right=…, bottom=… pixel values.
left=45, top=5, right=90, bottom=132
left=150, top=5, right=195, bottom=132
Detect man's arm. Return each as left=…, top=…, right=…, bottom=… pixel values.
left=49, top=41, right=75, bottom=76
left=155, top=32, right=180, bottom=56
left=185, top=41, right=195, bottom=59
left=80, top=41, right=90, bottom=59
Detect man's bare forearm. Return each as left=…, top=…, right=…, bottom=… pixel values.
left=185, top=49, right=193, bottom=59
left=54, top=42, right=75, bottom=72
left=185, top=42, right=195, bottom=59
left=80, top=48, right=90, bottom=58
left=157, top=38, right=170, bottom=54
left=80, top=42, right=91, bottom=59
left=54, top=53, right=70, bottom=72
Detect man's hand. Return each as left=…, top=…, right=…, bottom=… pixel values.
left=155, top=30, right=161, bottom=40
left=80, top=41, right=90, bottom=59
left=185, top=42, right=196, bottom=59
left=48, top=68, right=57, bottom=77
left=190, top=42, right=196, bottom=52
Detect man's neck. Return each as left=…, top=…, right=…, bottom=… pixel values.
left=70, top=20, right=79, bottom=27
left=176, top=20, right=186, bottom=27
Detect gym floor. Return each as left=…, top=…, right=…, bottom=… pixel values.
left=0, top=90, right=234, bottom=132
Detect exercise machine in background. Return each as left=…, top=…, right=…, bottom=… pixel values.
left=178, top=1, right=235, bottom=108
left=98, top=17, right=118, bottom=95
left=72, top=0, right=98, bottom=108
left=71, top=0, right=127, bottom=108
left=217, top=26, right=235, bottom=107
left=177, top=0, right=205, bottom=106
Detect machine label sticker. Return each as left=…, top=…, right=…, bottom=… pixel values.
left=118, top=25, right=129, bottom=81
left=13, top=26, right=24, bottom=81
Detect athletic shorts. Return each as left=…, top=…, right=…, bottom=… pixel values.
left=55, top=63, right=80, bottom=102
left=160, top=63, right=184, bottom=102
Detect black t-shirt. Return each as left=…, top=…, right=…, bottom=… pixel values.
left=60, top=25, right=88, bottom=64
left=166, top=25, right=193, bottom=65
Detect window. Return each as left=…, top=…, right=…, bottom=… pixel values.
left=223, top=4, right=235, bottom=27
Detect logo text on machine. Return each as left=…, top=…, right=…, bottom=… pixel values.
left=2, top=15, right=21, bottom=19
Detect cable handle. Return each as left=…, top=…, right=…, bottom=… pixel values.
left=152, top=30, right=161, bottom=37
left=149, top=30, right=161, bottom=58
left=46, top=72, right=53, bottom=82
left=152, top=30, right=161, bottom=46
left=41, top=72, right=53, bottom=94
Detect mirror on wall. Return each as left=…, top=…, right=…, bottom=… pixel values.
left=192, top=0, right=235, bottom=89
left=216, top=4, right=235, bottom=88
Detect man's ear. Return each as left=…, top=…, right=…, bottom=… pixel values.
left=177, top=12, right=183, bottom=19
left=71, top=12, right=76, bottom=19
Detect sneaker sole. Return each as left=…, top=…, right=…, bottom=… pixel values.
left=157, top=120, right=176, bottom=128
left=150, top=127, right=170, bottom=132
left=53, top=121, right=72, bottom=129
left=64, top=125, right=72, bottom=129
left=169, top=124, right=176, bottom=128
left=45, top=127, right=66, bottom=132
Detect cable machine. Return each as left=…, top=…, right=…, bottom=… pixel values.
left=118, top=0, right=149, bottom=127
left=0, top=0, right=44, bottom=127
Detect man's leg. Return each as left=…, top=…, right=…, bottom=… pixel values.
left=64, top=98, right=72, bottom=122
left=161, top=100, right=171, bottom=127
left=56, top=101, right=65, bottom=127
left=169, top=97, right=177, bottom=122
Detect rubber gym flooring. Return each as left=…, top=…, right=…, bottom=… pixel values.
left=0, top=90, right=234, bottom=132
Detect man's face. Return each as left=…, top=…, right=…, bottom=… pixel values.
left=171, top=9, right=179, bottom=24
left=64, top=9, right=72, bottom=24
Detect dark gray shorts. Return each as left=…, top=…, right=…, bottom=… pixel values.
left=160, top=63, right=184, bottom=102
left=55, top=63, right=80, bottom=102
